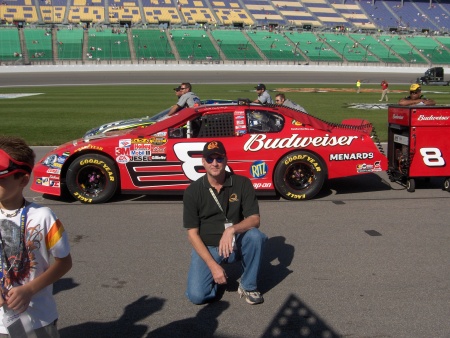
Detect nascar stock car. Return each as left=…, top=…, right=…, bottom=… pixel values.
left=31, top=99, right=388, bottom=203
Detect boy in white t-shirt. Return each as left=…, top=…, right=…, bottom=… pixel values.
left=0, top=135, right=72, bottom=337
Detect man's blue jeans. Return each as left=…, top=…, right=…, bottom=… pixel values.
left=186, top=228, right=267, bottom=305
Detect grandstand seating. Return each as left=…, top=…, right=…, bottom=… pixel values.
left=86, top=28, right=131, bottom=60
left=24, top=28, right=53, bottom=61
left=332, top=3, right=375, bottom=29
left=273, top=0, right=320, bottom=26
left=211, top=30, right=262, bottom=60
left=56, top=28, right=83, bottom=60
left=2, top=0, right=450, bottom=65
left=318, top=33, right=380, bottom=62
left=171, top=29, right=219, bottom=60
left=303, top=0, right=347, bottom=28
left=379, top=34, right=427, bottom=64
left=132, top=29, right=175, bottom=60
left=0, top=4, right=38, bottom=23
left=176, top=0, right=215, bottom=25
left=349, top=33, right=403, bottom=63
left=286, top=31, right=341, bottom=62
left=243, top=0, right=285, bottom=25
left=109, top=0, right=142, bottom=24
left=247, top=30, right=306, bottom=61
left=211, top=1, right=254, bottom=26
left=0, top=28, right=21, bottom=61
left=142, top=0, right=182, bottom=24
left=405, top=35, right=450, bottom=64
left=358, top=0, right=399, bottom=30
left=69, top=0, right=106, bottom=24
left=41, top=5, right=66, bottom=24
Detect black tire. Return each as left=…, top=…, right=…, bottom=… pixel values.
left=406, top=178, right=415, bottom=192
left=273, top=151, right=326, bottom=200
left=443, top=178, right=450, bottom=192
left=66, top=154, right=118, bottom=203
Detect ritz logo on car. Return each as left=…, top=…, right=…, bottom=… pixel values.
left=251, top=161, right=268, bottom=179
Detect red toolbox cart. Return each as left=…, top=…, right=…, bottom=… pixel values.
left=387, top=105, right=450, bottom=192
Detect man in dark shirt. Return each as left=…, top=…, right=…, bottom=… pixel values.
left=398, top=84, right=436, bottom=106
left=183, top=140, right=267, bottom=305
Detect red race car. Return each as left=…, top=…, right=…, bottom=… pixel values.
left=31, top=100, right=387, bottom=203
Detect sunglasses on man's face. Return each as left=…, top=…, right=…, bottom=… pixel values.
left=410, top=91, right=421, bottom=94
left=0, top=149, right=32, bottom=178
left=205, top=156, right=225, bottom=164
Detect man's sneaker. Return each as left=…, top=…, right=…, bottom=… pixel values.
left=238, top=284, right=264, bottom=305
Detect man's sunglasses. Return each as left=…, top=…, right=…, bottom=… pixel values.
left=410, top=90, right=421, bottom=94
left=205, top=156, right=225, bottom=164
left=0, top=149, right=32, bottom=178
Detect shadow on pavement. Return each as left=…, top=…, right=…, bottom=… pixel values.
left=261, top=294, right=340, bottom=337
left=59, top=296, right=165, bottom=338
left=147, top=301, right=229, bottom=337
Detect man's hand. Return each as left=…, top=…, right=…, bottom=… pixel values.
left=210, top=263, right=227, bottom=285
left=219, top=226, right=235, bottom=258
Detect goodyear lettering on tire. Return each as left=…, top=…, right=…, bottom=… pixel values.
left=74, top=192, right=93, bottom=203
left=284, top=155, right=322, bottom=172
left=286, top=192, right=306, bottom=200
left=80, top=159, right=115, bottom=182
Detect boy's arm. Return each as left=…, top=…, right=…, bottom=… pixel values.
left=6, top=254, right=72, bottom=313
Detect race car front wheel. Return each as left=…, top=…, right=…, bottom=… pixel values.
left=274, top=151, right=326, bottom=200
left=66, top=154, right=119, bottom=203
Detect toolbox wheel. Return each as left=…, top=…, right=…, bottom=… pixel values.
left=406, top=179, right=415, bottom=192
left=444, top=178, right=450, bottom=192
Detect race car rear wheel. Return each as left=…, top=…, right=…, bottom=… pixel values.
left=274, top=151, right=326, bottom=200
left=66, top=154, right=118, bottom=203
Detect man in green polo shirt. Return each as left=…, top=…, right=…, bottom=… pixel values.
left=183, top=140, right=267, bottom=305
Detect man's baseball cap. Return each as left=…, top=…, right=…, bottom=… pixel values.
left=410, top=83, right=421, bottom=92
left=173, top=86, right=181, bottom=91
left=255, top=84, right=266, bottom=90
left=202, top=141, right=226, bottom=158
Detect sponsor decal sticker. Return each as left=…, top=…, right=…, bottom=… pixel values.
left=132, top=138, right=152, bottom=143
left=119, top=139, right=132, bottom=148
left=150, top=137, right=167, bottom=145
left=329, top=152, right=374, bottom=161
left=74, top=144, right=104, bottom=152
left=250, top=161, right=268, bottom=179
left=46, top=168, right=61, bottom=174
left=116, top=155, right=130, bottom=164
left=356, top=161, right=382, bottom=173
left=152, top=145, right=166, bottom=154
left=151, top=155, right=167, bottom=161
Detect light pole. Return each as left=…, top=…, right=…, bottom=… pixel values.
left=364, top=44, right=370, bottom=64
left=218, top=40, right=222, bottom=64
left=269, top=42, right=275, bottom=64
left=318, top=42, right=324, bottom=65
left=341, top=42, right=348, bottom=64
left=293, top=41, right=300, bottom=65
left=430, top=46, right=439, bottom=66
left=165, top=39, right=169, bottom=64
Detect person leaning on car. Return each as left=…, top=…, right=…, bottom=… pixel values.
left=183, top=140, right=267, bottom=305
left=174, top=86, right=183, bottom=98
left=168, top=82, right=201, bottom=116
left=275, top=93, right=308, bottom=114
left=398, top=84, right=436, bottom=106
left=253, top=84, right=273, bottom=104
